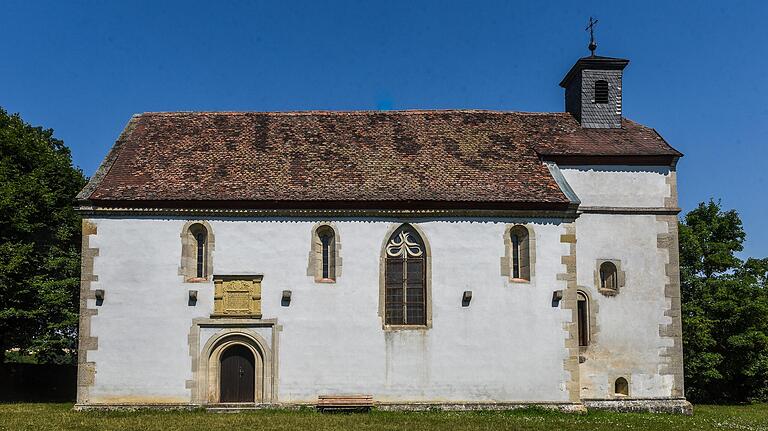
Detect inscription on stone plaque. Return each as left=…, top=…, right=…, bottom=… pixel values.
left=212, top=275, right=263, bottom=318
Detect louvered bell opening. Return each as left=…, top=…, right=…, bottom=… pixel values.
left=594, top=80, right=609, bottom=104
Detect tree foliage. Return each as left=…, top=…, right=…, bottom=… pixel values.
left=0, top=107, right=86, bottom=364
left=680, top=200, right=768, bottom=403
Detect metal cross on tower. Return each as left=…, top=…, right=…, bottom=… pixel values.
left=586, top=17, right=598, bottom=56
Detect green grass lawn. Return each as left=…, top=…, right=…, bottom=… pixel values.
left=1, top=403, right=767, bottom=431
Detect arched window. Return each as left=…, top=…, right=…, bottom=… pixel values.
left=195, top=230, right=206, bottom=278
left=594, top=80, right=609, bottom=104
left=577, top=291, right=590, bottom=347
left=384, top=225, right=427, bottom=326
left=190, top=223, right=208, bottom=278
left=600, top=261, right=618, bottom=290
left=181, top=221, right=214, bottom=282
left=315, top=225, right=336, bottom=281
left=508, top=226, right=531, bottom=281
left=614, top=377, right=629, bottom=396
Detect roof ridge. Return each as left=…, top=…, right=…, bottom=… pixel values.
left=135, top=110, right=574, bottom=116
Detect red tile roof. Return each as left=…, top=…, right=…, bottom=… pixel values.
left=535, top=118, right=681, bottom=157
left=78, top=110, right=680, bottom=208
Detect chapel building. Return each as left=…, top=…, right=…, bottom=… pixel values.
left=75, top=53, right=690, bottom=413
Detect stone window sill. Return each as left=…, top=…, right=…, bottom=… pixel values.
left=598, top=287, right=618, bottom=297
left=316, top=278, right=336, bottom=284
left=185, top=277, right=210, bottom=283
left=509, top=278, right=531, bottom=284
left=383, top=324, right=430, bottom=332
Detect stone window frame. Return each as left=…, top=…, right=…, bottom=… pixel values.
left=576, top=288, right=599, bottom=355
left=501, top=224, right=536, bottom=283
left=593, top=259, right=625, bottom=296
left=306, top=222, right=342, bottom=283
left=180, top=221, right=215, bottom=283
left=576, top=290, right=590, bottom=348
left=378, top=223, right=432, bottom=331
left=613, top=376, right=631, bottom=397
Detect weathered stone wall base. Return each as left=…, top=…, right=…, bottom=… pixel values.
left=583, top=398, right=692, bottom=415
left=75, top=400, right=693, bottom=415
left=374, top=402, right=587, bottom=413
left=73, top=403, right=202, bottom=412
left=74, top=402, right=586, bottom=414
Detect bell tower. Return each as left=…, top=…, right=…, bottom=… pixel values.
left=559, top=18, right=629, bottom=128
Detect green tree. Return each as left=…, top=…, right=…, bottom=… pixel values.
left=680, top=200, right=768, bottom=403
left=0, top=107, right=86, bottom=364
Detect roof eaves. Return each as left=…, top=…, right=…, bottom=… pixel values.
left=559, top=56, right=630, bottom=88
left=650, top=128, right=684, bottom=158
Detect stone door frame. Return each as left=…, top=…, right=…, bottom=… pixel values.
left=189, top=318, right=278, bottom=405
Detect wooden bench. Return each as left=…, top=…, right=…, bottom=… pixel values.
left=316, top=394, right=374, bottom=412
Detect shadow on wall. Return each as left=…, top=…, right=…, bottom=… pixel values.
left=0, top=363, right=76, bottom=402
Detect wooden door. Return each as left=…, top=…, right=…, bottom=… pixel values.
left=219, top=345, right=255, bottom=403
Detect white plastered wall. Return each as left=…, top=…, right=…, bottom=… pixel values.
left=559, top=165, right=670, bottom=208
left=84, top=217, right=575, bottom=404
left=560, top=165, right=677, bottom=399
left=574, top=213, right=675, bottom=398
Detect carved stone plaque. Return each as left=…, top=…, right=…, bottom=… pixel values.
left=212, top=275, right=263, bottom=318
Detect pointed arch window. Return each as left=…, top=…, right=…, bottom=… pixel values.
left=384, top=225, right=427, bottom=326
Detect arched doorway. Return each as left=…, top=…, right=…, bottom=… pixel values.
left=219, top=344, right=255, bottom=402
left=194, top=329, right=275, bottom=405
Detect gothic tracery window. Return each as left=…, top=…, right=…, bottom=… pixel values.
left=384, top=225, right=427, bottom=326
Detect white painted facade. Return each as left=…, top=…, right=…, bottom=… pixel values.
left=559, top=165, right=680, bottom=400
left=79, top=164, right=683, bottom=407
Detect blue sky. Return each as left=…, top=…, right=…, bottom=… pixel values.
left=2, top=1, right=766, bottom=258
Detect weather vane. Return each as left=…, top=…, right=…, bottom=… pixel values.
left=586, top=17, right=598, bottom=56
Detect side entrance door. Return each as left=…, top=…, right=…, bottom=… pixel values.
left=219, top=344, right=255, bottom=403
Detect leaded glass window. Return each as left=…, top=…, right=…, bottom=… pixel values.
left=384, top=225, right=426, bottom=326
